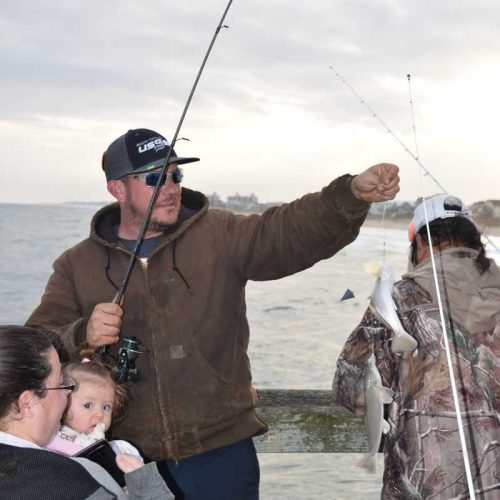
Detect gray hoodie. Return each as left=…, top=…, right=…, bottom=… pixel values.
left=404, top=247, right=500, bottom=334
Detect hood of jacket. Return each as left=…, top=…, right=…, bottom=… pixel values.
left=403, top=247, right=500, bottom=334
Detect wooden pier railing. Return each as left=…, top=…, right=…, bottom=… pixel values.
left=254, top=389, right=368, bottom=453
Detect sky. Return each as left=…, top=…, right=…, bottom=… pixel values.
left=1, top=0, right=499, bottom=205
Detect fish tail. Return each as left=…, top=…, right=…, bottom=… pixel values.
left=391, top=331, right=418, bottom=353
left=358, top=453, right=378, bottom=473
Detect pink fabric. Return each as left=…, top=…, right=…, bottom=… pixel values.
left=45, top=433, right=82, bottom=456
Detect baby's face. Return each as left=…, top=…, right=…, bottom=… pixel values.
left=65, top=379, right=115, bottom=434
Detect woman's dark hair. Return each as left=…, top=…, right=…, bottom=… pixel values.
left=410, top=203, right=490, bottom=273
left=0, top=325, right=55, bottom=422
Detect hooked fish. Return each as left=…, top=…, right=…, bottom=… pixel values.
left=359, top=354, right=395, bottom=473
left=369, top=263, right=418, bottom=354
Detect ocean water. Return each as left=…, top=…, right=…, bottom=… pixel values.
left=4, top=202, right=487, bottom=499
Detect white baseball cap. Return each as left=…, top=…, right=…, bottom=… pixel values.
left=408, top=194, right=472, bottom=241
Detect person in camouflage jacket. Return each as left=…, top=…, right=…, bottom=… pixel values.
left=333, top=194, right=500, bottom=499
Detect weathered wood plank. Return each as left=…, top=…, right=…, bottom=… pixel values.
left=254, top=389, right=368, bottom=453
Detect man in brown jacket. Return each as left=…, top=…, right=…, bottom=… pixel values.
left=28, top=127, right=400, bottom=499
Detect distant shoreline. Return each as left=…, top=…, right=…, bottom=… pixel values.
left=1, top=202, right=499, bottom=238
left=362, top=217, right=500, bottom=237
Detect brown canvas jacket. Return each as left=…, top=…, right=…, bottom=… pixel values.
left=333, top=249, right=500, bottom=499
left=28, top=175, right=369, bottom=461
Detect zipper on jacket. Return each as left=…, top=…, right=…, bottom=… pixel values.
left=140, top=261, right=176, bottom=460
left=109, top=243, right=176, bottom=458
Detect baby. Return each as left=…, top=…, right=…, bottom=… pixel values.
left=46, top=356, right=141, bottom=461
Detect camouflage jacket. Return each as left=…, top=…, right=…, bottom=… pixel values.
left=333, top=249, right=500, bottom=499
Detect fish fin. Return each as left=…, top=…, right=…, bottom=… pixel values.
left=376, top=386, right=395, bottom=404
left=382, top=419, right=391, bottom=435
left=364, top=261, right=382, bottom=277
left=340, top=288, right=355, bottom=301
left=359, top=453, right=378, bottom=473
left=368, top=302, right=377, bottom=317
left=390, top=332, right=418, bottom=353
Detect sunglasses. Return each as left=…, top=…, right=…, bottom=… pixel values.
left=135, top=168, right=184, bottom=187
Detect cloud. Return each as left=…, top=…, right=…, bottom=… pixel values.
left=1, top=0, right=499, bottom=203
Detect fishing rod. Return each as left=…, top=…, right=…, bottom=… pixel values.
left=416, top=197, right=478, bottom=500
left=408, top=74, right=477, bottom=500
left=329, top=66, right=446, bottom=192
left=115, top=1, right=233, bottom=305
left=99, top=0, right=235, bottom=367
left=329, top=66, right=500, bottom=254
left=406, top=72, right=499, bottom=256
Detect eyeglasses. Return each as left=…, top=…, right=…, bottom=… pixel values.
left=37, top=377, right=76, bottom=394
left=134, top=168, right=184, bottom=187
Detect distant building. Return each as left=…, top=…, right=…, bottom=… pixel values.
left=470, top=199, right=500, bottom=225
left=367, top=199, right=500, bottom=228
left=226, top=193, right=261, bottom=212
left=206, top=192, right=283, bottom=213
left=207, top=192, right=225, bottom=208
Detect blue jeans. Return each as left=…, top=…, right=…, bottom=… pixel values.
left=157, top=438, right=260, bottom=500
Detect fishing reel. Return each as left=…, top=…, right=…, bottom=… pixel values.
left=99, top=336, right=148, bottom=384
left=114, top=336, right=148, bottom=383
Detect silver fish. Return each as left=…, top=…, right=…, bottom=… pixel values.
left=370, top=263, right=418, bottom=353
left=359, top=354, right=395, bottom=473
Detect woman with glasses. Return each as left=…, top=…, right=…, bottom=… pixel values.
left=0, top=325, right=173, bottom=499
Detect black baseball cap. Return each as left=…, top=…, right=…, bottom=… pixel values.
left=102, top=128, right=199, bottom=181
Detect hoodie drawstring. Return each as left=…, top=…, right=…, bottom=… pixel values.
left=105, top=247, right=119, bottom=291
left=105, top=241, right=192, bottom=294
left=172, top=240, right=193, bottom=294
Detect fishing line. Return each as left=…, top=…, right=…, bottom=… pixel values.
left=329, top=66, right=500, bottom=254
left=406, top=74, right=420, bottom=163
left=409, top=74, right=476, bottom=500
left=380, top=201, right=387, bottom=263
left=338, top=68, right=478, bottom=497
left=329, top=66, right=446, bottom=192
